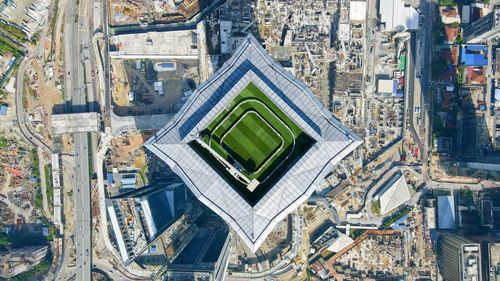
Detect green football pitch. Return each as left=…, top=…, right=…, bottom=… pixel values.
left=202, top=83, right=303, bottom=181
left=193, top=82, right=315, bottom=204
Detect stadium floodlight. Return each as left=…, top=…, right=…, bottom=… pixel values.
left=145, top=34, right=362, bottom=252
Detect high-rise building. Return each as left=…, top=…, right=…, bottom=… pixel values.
left=107, top=182, right=188, bottom=264
left=0, top=246, right=49, bottom=278
left=439, top=234, right=482, bottom=281
left=487, top=243, right=500, bottom=281
left=162, top=227, right=231, bottom=281
left=463, top=6, right=500, bottom=43
left=146, top=34, right=361, bottom=252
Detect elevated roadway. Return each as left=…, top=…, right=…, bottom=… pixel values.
left=63, top=0, right=92, bottom=278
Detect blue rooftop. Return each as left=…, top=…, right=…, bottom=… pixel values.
left=460, top=44, right=488, bottom=66
left=0, top=106, right=7, bottom=116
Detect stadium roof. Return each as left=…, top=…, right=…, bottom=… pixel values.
left=379, top=0, right=419, bottom=32
left=146, top=34, right=361, bottom=252
left=375, top=173, right=411, bottom=215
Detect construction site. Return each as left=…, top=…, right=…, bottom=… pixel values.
left=109, top=0, right=208, bottom=26
left=107, top=132, right=152, bottom=170
left=23, top=59, right=64, bottom=146
left=0, top=134, right=43, bottom=227
left=110, top=58, right=199, bottom=116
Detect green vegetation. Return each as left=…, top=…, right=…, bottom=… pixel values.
left=371, top=200, right=381, bottom=216
left=44, top=165, right=53, bottom=208
left=432, top=59, right=448, bottom=81
left=433, top=19, right=445, bottom=45
left=457, top=65, right=466, bottom=86
left=438, top=0, right=457, bottom=6
left=351, top=229, right=366, bottom=239
left=34, top=188, right=43, bottom=210
left=140, top=164, right=149, bottom=185
left=38, top=217, right=55, bottom=241
left=48, top=0, right=60, bottom=59
left=0, top=37, right=21, bottom=56
left=0, top=21, right=27, bottom=43
left=31, top=148, right=40, bottom=186
left=381, top=206, right=412, bottom=229
left=0, top=233, right=11, bottom=246
left=193, top=83, right=315, bottom=205
left=0, top=137, right=8, bottom=148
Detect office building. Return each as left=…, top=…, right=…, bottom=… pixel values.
left=107, top=182, right=187, bottom=264
left=163, top=227, right=231, bottom=281
left=439, top=234, right=482, bottom=281
left=463, top=6, right=500, bottom=43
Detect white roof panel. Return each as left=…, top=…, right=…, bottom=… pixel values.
left=379, top=0, right=420, bottom=31
left=378, top=173, right=411, bottom=215
left=350, top=1, right=367, bottom=21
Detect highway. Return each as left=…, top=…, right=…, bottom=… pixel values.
left=63, top=0, right=92, bottom=278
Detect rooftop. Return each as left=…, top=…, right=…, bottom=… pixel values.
left=460, top=44, right=488, bottom=66
left=379, top=0, right=419, bottom=32
left=374, top=173, right=411, bottom=215
left=438, top=195, right=456, bottom=229
left=109, top=30, right=198, bottom=59
left=465, top=66, right=487, bottom=85
left=146, top=34, right=361, bottom=251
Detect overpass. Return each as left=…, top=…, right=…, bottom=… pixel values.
left=51, top=112, right=100, bottom=134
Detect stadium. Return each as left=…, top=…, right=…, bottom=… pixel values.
left=146, top=34, right=362, bottom=252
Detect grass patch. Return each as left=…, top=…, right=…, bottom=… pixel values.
left=0, top=21, right=28, bottom=43
left=371, top=200, right=381, bottom=216
left=438, top=0, right=457, bottom=6
left=0, top=137, right=8, bottom=148
left=0, top=36, right=22, bottom=57
left=44, top=165, right=53, bottom=209
left=139, top=164, right=148, bottom=185
left=351, top=229, right=366, bottom=239
left=381, top=206, right=412, bottom=229
left=0, top=233, right=11, bottom=246
left=31, top=148, right=40, bottom=187
left=34, top=188, right=43, bottom=210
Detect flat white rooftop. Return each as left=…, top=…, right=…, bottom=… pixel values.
left=379, top=0, right=419, bottom=31
left=109, top=30, right=198, bottom=59
left=350, top=1, right=367, bottom=22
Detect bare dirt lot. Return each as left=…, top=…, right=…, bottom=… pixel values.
left=24, top=60, right=63, bottom=145
left=110, top=131, right=154, bottom=169
left=111, top=59, right=199, bottom=116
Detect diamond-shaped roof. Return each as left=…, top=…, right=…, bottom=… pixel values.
left=145, top=34, right=362, bottom=252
